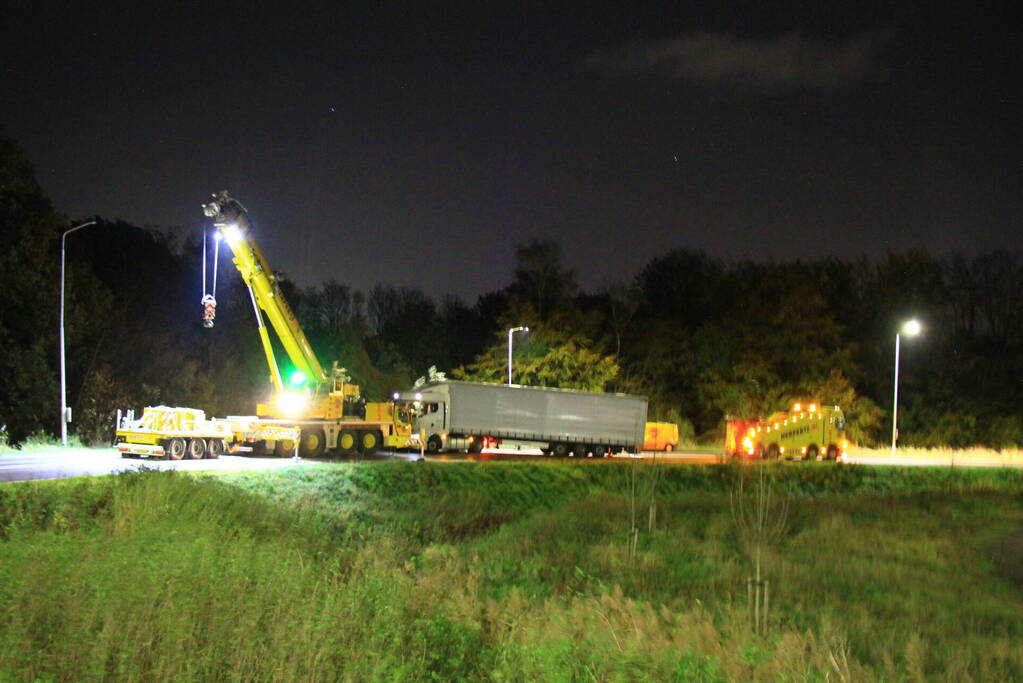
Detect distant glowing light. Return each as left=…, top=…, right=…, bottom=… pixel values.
left=903, top=319, right=922, bottom=336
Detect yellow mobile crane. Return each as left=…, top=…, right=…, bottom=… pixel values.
left=201, top=191, right=414, bottom=457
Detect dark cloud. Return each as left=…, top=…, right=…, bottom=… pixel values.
left=589, top=29, right=894, bottom=91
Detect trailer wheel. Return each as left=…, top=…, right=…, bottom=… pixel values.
left=274, top=439, right=296, bottom=457
left=592, top=444, right=608, bottom=458
left=664, top=443, right=675, bottom=453
left=806, top=444, right=819, bottom=462
left=360, top=430, right=382, bottom=456
left=186, top=438, right=206, bottom=459
left=299, top=428, right=326, bottom=458
left=337, top=429, right=358, bottom=455
left=207, top=439, right=224, bottom=459
left=551, top=442, right=569, bottom=458
left=766, top=443, right=780, bottom=459
left=427, top=435, right=443, bottom=454
left=468, top=436, right=484, bottom=454
left=826, top=444, right=840, bottom=460
left=164, top=438, right=185, bottom=460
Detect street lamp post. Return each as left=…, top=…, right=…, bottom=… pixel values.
left=507, top=326, right=529, bottom=385
left=891, top=318, right=922, bottom=454
left=60, top=220, right=97, bottom=447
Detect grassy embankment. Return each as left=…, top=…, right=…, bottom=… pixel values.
left=2, top=461, right=1022, bottom=681
left=847, top=445, right=1023, bottom=467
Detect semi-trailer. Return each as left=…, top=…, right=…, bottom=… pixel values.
left=398, top=380, right=647, bottom=457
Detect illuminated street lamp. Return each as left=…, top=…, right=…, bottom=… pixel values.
left=891, top=319, right=922, bottom=454
left=60, top=220, right=97, bottom=447
left=507, top=326, right=529, bottom=385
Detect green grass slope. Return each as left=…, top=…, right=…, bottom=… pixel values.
left=1, top=462, right=1021, bottom=681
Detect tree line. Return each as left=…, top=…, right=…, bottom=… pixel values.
left=2, top=130, right=1020, bottom=448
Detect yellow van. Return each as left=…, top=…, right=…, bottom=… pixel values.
left=643, top=422, right=679, bottom=452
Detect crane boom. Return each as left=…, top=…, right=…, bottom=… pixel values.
left=202, top=191, right=327, bottom=391
left=197, top=190, right=415, bottom=456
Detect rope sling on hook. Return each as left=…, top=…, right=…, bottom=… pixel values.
left=201, top=294, right=217, bottom=328
left=201, top=228, right=221, bottom=328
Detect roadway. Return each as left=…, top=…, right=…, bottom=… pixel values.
left=0, top=447, right=717, bottom=482
left=0, top=448, right=313, bottom=483
left=2, top=446, right=1019, bottom=483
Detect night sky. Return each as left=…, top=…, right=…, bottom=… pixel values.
left=3, top=2, right=1018, bottom=301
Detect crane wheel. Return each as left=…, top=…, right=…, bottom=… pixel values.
left=299, top=428, right=326, bottom=458
left=360, top=430, right=382, bottom=456
left=806, top=445, right=819, bottom=462
left=826, top=444, right=840, bottom=460
left=186, top=438, right=207, bottom=459
left=164, top=438, right=185, bottom=460
left=767, top=443, right=781, bottom=459
left=337, top=429, right=358, bottom=455
left=207, top=439, right=224, bottom=459
left=274, top=439, right=296, bottom=457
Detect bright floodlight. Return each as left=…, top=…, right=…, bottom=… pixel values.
left=213, top=230, right=224, bottom=242
left=276, top=392, right=307, bottom=417
left=903, top=319, right=922, bottom=336
left=221, top=224, right=242, bottom=244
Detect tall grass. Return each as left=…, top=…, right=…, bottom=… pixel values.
left=1, top=463, right=1022, bottom=680
left=849, top=445, right=1023, bottom=466
left=0, top=430, right=85, bottom=453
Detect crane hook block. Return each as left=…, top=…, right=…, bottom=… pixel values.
left=201, top=294, right=217, bottom=328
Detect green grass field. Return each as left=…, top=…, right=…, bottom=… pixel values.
left=1, top=461, right=1022, bottom=681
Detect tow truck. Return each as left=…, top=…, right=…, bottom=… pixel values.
left=200, top=191, right=414, bottom=457
left=725, top=402, right=848, bottom=461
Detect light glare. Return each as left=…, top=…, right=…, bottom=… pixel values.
left=276, top=392, right=307, bottom=416
left=903, top=319, right=922, bottom=336
left=221, top=224, right=242, bottom=244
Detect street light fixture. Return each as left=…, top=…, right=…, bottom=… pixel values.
left=507, top=326, right=529, bottom=385
left=891, top=318, right=922, bottom=454
left=60, top=220, right=97, bottom=447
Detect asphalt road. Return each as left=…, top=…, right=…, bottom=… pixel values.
left=0, top=447, right=717, bottom=482
left=0, top=448, right=316, bottom=482
left=2, top=446, right=1019, bottom=483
